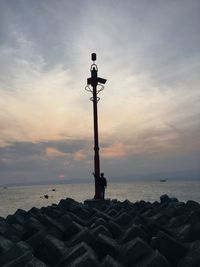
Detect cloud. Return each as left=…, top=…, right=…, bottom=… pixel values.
left=45, top=147, right=68, bottom=158
left=73, top=149, right=87, bottom=161
left=101, top=143, right=126, bottom=158
left=0, top=139, right=79, bottom=164
left=0, top=29, right=91, bottom=145
left=0, top=138, right=93, bottom=183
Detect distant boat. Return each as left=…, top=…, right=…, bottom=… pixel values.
left=160, top=179, right=166, bottom=182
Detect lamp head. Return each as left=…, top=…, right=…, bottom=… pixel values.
left=98, top=77, right=107, bottom=84
left=91, top=53, right=96, bottom=61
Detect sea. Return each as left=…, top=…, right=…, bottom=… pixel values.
left=1, top=180, right=200, bottom=218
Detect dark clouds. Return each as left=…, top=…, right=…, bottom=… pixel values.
left=0, top=139, right=90, bottom=164
left=0, top=120, right=199, bottom=184
left=0, top=139, right=91, bottom=183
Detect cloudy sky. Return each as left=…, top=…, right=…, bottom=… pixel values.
left=0, top=0, right=199, bottom=184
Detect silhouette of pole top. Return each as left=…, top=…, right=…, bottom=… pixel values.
left=87, top=53, right=107, bottom=87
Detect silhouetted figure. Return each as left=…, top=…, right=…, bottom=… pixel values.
left=100, top=173, right=107, bottom=200
left=93, top=172, right=107, bottom=200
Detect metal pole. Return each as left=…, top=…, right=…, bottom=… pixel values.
left=85, top=53, right=107, bottom=200
left=92, top=84, right=101, bottom=199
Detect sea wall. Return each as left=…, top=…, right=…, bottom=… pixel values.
left=0, top=195, right=200, bottom=266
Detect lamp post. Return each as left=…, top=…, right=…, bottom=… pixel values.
left=85, top=53, right=107, bottom=199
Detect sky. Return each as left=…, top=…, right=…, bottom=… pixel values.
left=0, top=0, right=200, bottom=184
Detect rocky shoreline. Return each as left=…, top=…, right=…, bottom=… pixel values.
left=0, top=195, right=200, bottom=266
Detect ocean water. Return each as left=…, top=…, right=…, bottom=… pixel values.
left=0, top=180, right=200, bottom=218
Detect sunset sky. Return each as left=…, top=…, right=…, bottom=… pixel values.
left=0, top=0, right=199, bottom=184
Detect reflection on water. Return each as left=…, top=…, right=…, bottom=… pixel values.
left=0, top=180, right=200, bottom=218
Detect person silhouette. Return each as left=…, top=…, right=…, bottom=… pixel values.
left=93, top=172, right=107, bottom=200
left=99, top=173, right=107, bottom=200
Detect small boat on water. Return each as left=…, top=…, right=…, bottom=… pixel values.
left=160, top=179, right=167, bottom=182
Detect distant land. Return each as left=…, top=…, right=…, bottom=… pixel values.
left=1, top=169, right=200, bottom=187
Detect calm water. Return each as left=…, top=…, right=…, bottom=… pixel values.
left=0, top=181, right=200, bottom=218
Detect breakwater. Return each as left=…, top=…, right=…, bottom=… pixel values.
left=0, top=195, right=200, bottom=266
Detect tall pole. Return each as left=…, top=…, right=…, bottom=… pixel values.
left=85, top=53, right=107, bottom=199
left=93, top=83, right=101, bottom=199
